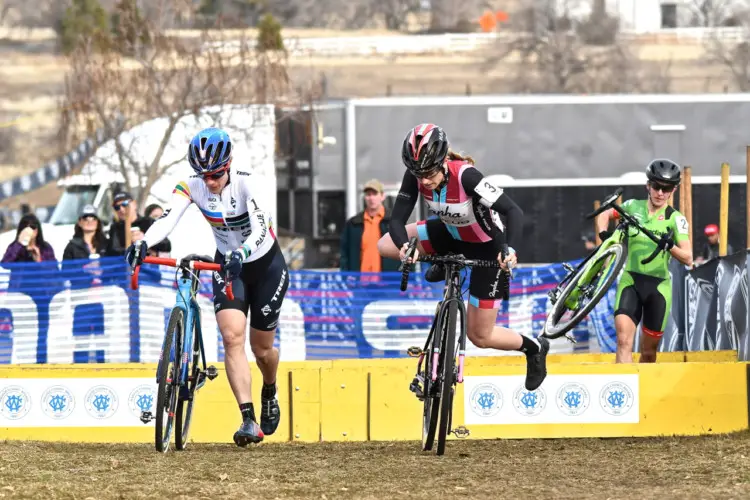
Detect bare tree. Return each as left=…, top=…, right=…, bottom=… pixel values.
left=60, top=15, right=320, bottom=206
left=486, top=0, right=671, bottom=94
left=703, top=3, right=750, bottom=90
left=687, top=0, right=743, bottom=27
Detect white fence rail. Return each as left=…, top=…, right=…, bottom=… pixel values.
left=206, top=27, right=749, bottom=57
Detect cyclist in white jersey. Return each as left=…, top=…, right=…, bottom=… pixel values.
left=126, top=127, right=286, bottom=447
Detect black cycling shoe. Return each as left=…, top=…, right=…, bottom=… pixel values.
left=524, top=337, right=550, bottom=391
left=260, top=391, right=281, bottom=436
left=424, top=263, right=445, bottom=283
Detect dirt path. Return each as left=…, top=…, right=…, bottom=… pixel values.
left=1, top=433, right=749, bottom=499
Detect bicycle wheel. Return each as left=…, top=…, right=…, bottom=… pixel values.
left=175, top=313, right=200, bottom=451
left=543, top=243, right=626, bottom=339
left=436, top=300, right=458, bottom=456
left=421, top=322, right=441, bottom=452
left=155, top=307, right=183, bottom=453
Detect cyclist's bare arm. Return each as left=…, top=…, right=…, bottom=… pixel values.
left=143, top=185, right=193, bottom=249
left=388, top=171, right=419, bottom=249
left=670, top=214, right=693, bottom=267
left=595, top=208, right=617, bottom=236
left=670, top=239, right=693, bottom=267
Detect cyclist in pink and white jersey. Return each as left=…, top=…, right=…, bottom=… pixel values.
left=377, top=123, right=549, bottom=391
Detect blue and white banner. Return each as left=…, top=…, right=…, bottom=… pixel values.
left=0, top=257, right=609, bottom=364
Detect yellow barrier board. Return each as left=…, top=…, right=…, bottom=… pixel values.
left=0, top=358, right=747, bottom=444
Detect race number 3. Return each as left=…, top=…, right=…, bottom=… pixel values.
left=475, top=180, right=503, bottom=207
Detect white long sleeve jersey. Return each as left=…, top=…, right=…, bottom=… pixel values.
left=144, top=168, right=276, bottom=262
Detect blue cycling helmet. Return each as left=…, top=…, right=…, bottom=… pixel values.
left=187, top=128, right=233, bottom=174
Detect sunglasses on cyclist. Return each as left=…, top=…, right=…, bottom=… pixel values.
left=113, top=200, right=130, bottom=211
left=201, top=168, right=228, bottom=180
left=649, top=182, right=675, bottom=193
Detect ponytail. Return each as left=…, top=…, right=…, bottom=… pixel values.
left=447, top=148, right=475, bottom=165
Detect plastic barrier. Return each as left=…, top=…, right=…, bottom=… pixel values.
left=1, top=354, right=746, bottom=443
left=0, top=257, right=600, bottom=364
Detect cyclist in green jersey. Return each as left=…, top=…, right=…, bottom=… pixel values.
left=595, top=159, right=693, bottom=363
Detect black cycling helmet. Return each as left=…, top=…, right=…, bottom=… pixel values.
left=401, top=123, right=449, bottom=176
left=646, top=158, right=681, bottom=186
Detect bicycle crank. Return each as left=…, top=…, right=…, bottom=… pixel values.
left=564, top=332, right=577, bottom=344
left=451, top=426, right=470, bottom=438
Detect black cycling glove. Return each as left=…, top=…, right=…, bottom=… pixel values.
left=125, top=241, right=148, bottom=267
left=222, top=250, right=243, bottom=280
left=658, top=234, right=675, bottom=251
left=598, top=230, right=613, bottom=242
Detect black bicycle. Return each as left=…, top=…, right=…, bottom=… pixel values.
left=541, top=187, right=675, bottom=340
left=401, top=237, right=510, bottom=456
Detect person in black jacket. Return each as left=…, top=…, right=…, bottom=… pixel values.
left=62, top=205, right=109, bottom=287
left=105, top=191, right=152, bottom=256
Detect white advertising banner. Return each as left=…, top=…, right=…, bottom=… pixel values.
left=463, top=374, right=640, bottom=425
left=0, top=378, right=157, bottom=427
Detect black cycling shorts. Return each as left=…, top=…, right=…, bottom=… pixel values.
left=416, top=218, right=507, bottom=309
left=614, top=270, right=671, bottom=337
left=212, top=242, right=290, bottom=331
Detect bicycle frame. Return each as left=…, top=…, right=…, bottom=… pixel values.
left=416, top=265, right=468, bottom=385
left=161, top=269, right=208, bottom=399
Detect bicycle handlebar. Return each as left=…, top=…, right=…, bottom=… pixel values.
left=398, top=237, right=511, bottom=300
left=130, top=255, right=234, bottom=300
left=584, top=187, right=623, bottom=220
left=585, top=187, right=676, bottom=265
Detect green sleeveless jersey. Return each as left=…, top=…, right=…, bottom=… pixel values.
left=619, top=199, right=689, bottom=280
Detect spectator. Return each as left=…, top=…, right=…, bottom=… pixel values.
left=1, top=214, right=57, bottom=292
left=143, top=203, right=171, bottom=256
left=340, top=179, right=400, bottom=273
left=1, top=214, right=55, bottom=264
left=62, top=205, right=109, bottom=287
left=695, top=223, right=734, bottom=265
left=105, top=191, right=152, bottom=256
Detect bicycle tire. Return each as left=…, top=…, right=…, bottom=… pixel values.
left=543, top=243, right=626, bottom=339
left=175, top=313, right=200, bottom=451
left=155, top=307, right=183, bottom=453
left=436, top=300, right=458, bottom=456
left=421, top=321, right=441, bottom=452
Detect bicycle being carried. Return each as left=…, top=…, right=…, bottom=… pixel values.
left=400, top=237, right=511, bottom=456
left=130, top=251, right=234, bottom=453
left=541, top=188, right=674, bottom=340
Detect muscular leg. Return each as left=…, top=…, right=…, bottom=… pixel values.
left=250, top=327, right=279, bottom=385
left=217, top=309, right=253, bottom=404
left=377, top=222, right=427, bottom=259
left=466, top=305, right=548, bottom=391
left=466, top=305, right=529, bottom=350
left=615, top=314, right=638, bottom=363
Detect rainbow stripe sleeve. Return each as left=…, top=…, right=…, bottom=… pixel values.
left=173, top=181, right=191, bottom=200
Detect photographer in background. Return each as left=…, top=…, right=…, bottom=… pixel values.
left=106, top=191, right=152, bottom=256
